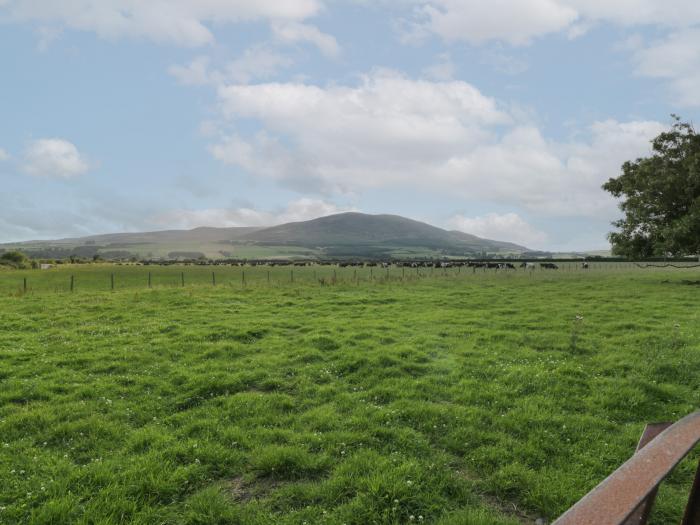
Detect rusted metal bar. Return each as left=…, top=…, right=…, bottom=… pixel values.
left=623, top=422, right=673, bottom=525
left=682, top=459, right=700, bottom=525
left=554, top=411, right=700, bottom=525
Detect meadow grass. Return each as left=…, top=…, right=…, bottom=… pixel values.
left=1, top=266, right=699, bottom=524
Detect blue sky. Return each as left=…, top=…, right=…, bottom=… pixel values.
left=1, top=1, right=699, bottom=250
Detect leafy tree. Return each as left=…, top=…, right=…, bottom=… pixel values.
left=0, top=250, right=28, bottom=265
left=603, top=116, right=700, bottom=258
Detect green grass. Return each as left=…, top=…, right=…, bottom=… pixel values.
left=1, top=266, right=699, bottom=524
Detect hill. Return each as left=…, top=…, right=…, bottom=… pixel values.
left=0, top=213, right=529, bottom=259
left=244, top=213, right=526, bottom=256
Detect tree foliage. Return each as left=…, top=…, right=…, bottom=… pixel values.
left=0, top=250, right=28, bottom=265
left=603, top=116, right=700, bottom=258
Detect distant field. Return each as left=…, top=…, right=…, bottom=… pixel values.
left=1, top=266, right=699, bottom=524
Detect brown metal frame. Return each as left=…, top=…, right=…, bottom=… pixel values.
left=553, top=411, right=700, bottom=525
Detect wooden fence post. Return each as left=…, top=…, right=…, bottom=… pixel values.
left=148, top=272, right=151, bottom=288
left=212, top=271, right=216, bottom=286
left=70, top=275, right=74, bottom=292
left=111, top=273, right=114, bottom=291
left=23, top=277, right=27, bottom=293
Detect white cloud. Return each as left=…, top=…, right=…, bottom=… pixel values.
left=271, top=21, right=340, bottom=58
left=403, top=0, right=700, bottom=45
left=226, top=46, right=295, bottom=83
left=152, top=198, right=352, bottom=230
left=566, top=0, right=700, bottom=28
left=448, top=212, right=547, bottom=248
left=631, top=28, right=700, bottom=107
left=169, top=47, right=294, bottom=87
left=408, top=0, right=578, bottom=45
left=398, top=1, right=700, bottom=105
left=23, top=138, right=89, bottom=178
left=211, top=72, right=663, bottom=217
left=0, top=148, right=9, bottom=161
left=1, top=0, right=323, bottom=47
left=168, top=56, right=217, bottom=86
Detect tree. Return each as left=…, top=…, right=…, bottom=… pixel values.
left=0, top=251, right=29, bottom=268
left=0, top=250, right=28, bottom=264
left=603, top=116, right=700, bottom=259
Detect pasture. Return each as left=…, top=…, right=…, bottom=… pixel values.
left=1, top=265, right=699, bottom=524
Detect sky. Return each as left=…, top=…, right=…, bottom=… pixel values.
left=1, top=1, right=699, bottom=251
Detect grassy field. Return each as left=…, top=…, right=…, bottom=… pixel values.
left=1, top=265, right=699, bottom=524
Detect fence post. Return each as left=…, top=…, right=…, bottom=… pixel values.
left=181, top=272, right=185, bottom=287
left=70, top=275, right=74, bottom=292
left=212, top=271, right=216, bottom=286
left=267, top=270, right=270, bottom=284
left=291, top=269, right=294, bottom=283
left=111, top=273, right=114, bottom=291
left=23, top=277, right=27, bottom=293
left=242, top=270, right=246, bottom=287
left=148, top=272, right=151, bottom=288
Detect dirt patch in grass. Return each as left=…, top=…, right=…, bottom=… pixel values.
left=226, top=476, right=284, bottom=503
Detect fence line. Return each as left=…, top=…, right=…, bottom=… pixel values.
left=6, top=262, right=700, bottom=296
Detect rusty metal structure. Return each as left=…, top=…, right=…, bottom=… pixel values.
left=554, top=411, right=700, bottom=525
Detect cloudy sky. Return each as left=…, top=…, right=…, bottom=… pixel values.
left=1, top=1, right=699, bottom=250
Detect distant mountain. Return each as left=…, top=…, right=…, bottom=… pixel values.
left=245, top=213, right=526, bottom=254
left=0, top=213, right=529, bottom=259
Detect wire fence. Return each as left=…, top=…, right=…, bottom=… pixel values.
left=2, top=261, right=700, bottom=296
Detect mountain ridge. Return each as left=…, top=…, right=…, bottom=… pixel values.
left=0, top=212, right=529, bottom=259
